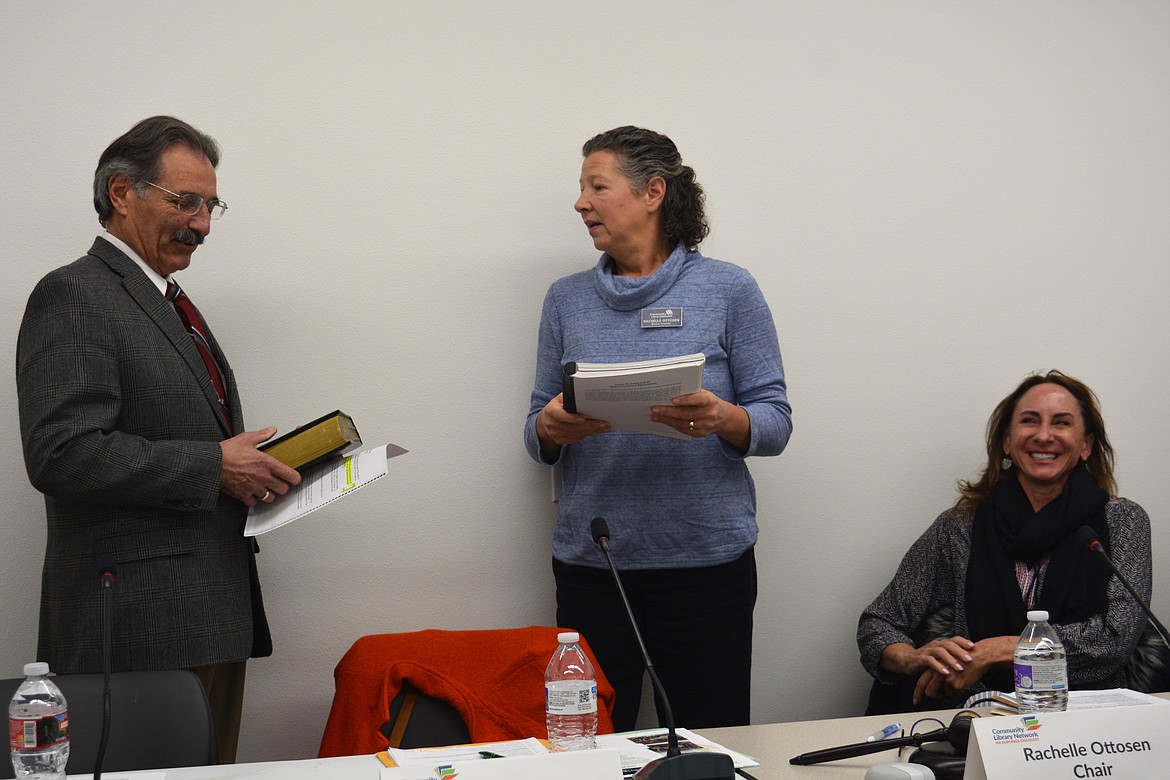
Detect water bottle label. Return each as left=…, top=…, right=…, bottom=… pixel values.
left=8, top=713, right=69, bottom=750
left=545, top=682, right=597, bottom=715
left=1014, top=660, right=1068, bottom=691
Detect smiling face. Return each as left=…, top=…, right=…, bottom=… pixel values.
left=574, top=150, right=663, bottom=268
left=1002, top=383, right=1095, bottom=509
left=107, top=143, right=217, bottom=277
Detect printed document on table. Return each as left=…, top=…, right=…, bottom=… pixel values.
left=1066, top=688, right=1170, bottom=709
left=596, top=727, right=759, bottom=774
left=245, top=443, right=407, bottom=536
left=965, top=687, right=1169, bottom=713
left=379, top=748, right=621, bottom=779
left=385, top=737, right=547, bottom=767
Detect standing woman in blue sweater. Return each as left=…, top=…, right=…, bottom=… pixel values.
left=524, top=126, right=792, bottom=730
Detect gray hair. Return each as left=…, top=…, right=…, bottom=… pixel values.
left=93, top=116, right=220, bottom=227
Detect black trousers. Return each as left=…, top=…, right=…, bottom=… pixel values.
left=553, top=548, right=757, bottom=732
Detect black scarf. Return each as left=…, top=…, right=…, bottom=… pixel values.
left=965, top=467, right=1109, bottom=689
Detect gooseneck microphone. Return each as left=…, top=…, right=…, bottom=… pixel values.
left=589, top=520, right=680, bottom=754
left=1077, top=525, right=1169, bottom=647
left=590, top=517, right=734, bottom=780
left=95, top=556, right=118, bottom=780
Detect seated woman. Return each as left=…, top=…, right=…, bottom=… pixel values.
left=857, top=370, right=1152, bottom=714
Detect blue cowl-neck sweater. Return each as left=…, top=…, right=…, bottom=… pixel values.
left=524, top=245, right=792, bottom=569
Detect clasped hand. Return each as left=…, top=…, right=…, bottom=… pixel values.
left=894, top=635, right=1016, bottom=705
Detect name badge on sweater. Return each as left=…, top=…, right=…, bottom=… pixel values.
left=641, top=307, right=682, bottom=328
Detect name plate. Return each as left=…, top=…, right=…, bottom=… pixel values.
left=640, top=307, right=682, bottom=328
left=964, top=703, right=1170, bottom=779
left=380, top=748, right=624, bottom=779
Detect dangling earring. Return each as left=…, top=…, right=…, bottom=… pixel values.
left=1001, top=456, right=1013, bottom=470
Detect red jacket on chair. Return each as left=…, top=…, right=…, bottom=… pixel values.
left=318, top=626, right=616, bottom=757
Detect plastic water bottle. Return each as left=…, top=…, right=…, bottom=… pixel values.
left=545, top=631, right=597, bottom=751
left=1014, top=610, right=1068, bottom=713
left=8, top=662, right=69, bottom=779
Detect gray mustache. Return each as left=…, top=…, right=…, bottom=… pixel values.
left=174, top=228, right=204, bottom=246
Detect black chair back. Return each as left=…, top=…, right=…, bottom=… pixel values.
left=1125, top=620, right=1170, bottom=694
left=380, top=680, right=472, bottom=749
left=0, top=669, right=216, bottom=778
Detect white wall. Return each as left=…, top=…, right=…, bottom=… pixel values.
left=2, top=0, right=1168, bottom=763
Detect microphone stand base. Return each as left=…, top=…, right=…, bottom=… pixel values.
left=634, top=752, right=735, bottom=780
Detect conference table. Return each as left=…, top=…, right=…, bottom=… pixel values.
left=700, top=690, right=1170, bottom=778
left=62, top=692, right=1170, bottom=778
left=65, top=705, right=970, bottom=779
left=704, top=706, right=965, bottom=778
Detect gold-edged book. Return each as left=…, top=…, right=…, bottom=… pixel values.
left=258, top=410, right=362, bottom=470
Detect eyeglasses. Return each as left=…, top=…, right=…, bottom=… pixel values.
left=141, top=180, right=228, bottom=220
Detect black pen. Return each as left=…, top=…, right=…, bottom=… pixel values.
left=478, top=751, right=505, bottom=759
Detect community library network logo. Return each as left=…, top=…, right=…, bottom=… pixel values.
left=436, top=766, right=458, bottom=778
left=989, top=716, right=1044, bottom=746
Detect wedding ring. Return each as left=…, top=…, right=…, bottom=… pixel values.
left=261, top=489, right=273, bottom=502
left=688, top=421, right=695, bottom=432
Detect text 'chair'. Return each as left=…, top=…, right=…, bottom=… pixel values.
left=0, top=669, right=216, bottom=778
left=318, top=626, right=616, bottom=757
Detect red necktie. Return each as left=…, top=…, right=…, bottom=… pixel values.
left=166, top=281, right=233, bottom=434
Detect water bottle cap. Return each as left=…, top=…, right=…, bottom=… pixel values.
left=1027, top=610, right=1049, bottom=622
left=23, top=662, right=50, bottom=677
left=557, top=631, right=580, bottom=644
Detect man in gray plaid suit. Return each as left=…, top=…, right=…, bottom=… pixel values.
left=16, top=116, right=301, bottom=763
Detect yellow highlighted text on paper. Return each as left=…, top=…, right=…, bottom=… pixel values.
left=343, top=456, right=356, bottom=491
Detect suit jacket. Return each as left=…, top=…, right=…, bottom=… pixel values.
left=16, top=237, right=271, bottom=673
